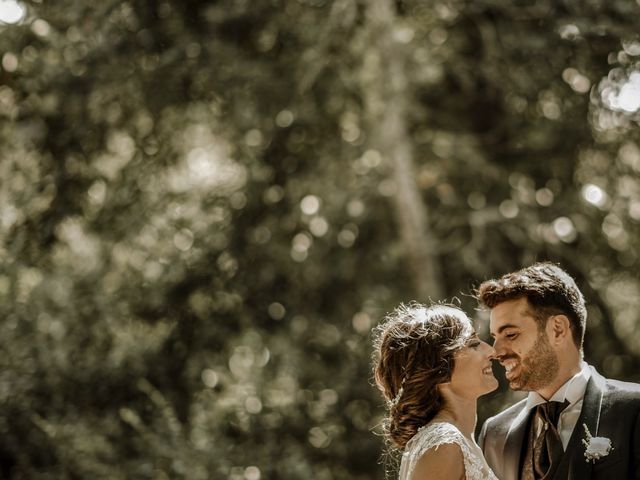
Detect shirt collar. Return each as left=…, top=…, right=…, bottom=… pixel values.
left=525, top=361, right=591, bottom=411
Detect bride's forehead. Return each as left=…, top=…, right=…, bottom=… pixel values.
left=460, top=317, right=474, bottom=336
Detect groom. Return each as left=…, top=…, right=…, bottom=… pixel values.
left=476, top=262, right=640, bottom=480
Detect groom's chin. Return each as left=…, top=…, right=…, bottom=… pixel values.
left=507, top=380, right=524, bottom=391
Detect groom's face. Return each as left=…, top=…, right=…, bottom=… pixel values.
left=489, top=297, right=559, bottom=392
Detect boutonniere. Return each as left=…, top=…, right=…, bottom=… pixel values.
left=582, top=424, right=613, bottom=463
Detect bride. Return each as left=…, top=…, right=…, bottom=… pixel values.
left=372, top=303, right=499, bottom=480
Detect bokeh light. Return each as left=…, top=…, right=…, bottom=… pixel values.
left=602, top=71, right=640, bottom=113
left=552, top=216, right=577, bottom=243
left=0, top=0, right=25, bottom=24
left=582, top=184, right=608, bottom=208
left=300, top=195, right=321, bottom=215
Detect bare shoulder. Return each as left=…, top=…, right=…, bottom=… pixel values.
left=410, top=442, right=465, bottom=480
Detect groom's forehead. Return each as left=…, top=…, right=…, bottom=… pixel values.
left=490, top=298, right=534, bottom=318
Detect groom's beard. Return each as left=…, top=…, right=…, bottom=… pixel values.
left=508, top=332, right=558, bottom=392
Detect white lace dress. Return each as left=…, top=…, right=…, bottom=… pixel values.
left=398, top=422, right=498, bottom=480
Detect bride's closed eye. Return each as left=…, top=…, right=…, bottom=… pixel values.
left=467, top=335, right=481, bottom=348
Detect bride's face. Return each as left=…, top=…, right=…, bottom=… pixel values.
left=447, top=330, right=498, bottom=397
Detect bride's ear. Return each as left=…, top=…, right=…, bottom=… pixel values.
left=436, top=381, right=451, bottom=392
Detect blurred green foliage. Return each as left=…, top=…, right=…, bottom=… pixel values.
left=1, top=0, right=640, bottom=478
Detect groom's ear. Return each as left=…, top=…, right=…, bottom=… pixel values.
left=548, top=314, right=571, bottom=345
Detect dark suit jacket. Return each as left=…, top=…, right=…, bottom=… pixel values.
left=478, top=366, right=640, bottom=480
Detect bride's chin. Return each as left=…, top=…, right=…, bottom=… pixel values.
left=483, top=378, right=499, bottom=394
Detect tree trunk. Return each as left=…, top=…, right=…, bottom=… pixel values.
left=361, top=1, right=444, bottom=300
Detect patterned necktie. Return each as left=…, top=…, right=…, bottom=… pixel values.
left=532, top=399, right=570, bottom=480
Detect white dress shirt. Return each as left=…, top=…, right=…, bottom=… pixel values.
left=523, top=361, right=591, bottom=449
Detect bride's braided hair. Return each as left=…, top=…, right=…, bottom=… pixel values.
left=372, top=303, right=472, bottom=449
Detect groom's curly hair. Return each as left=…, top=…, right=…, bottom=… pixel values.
left=372, top=303, right=472, bottom=449
left=475, top=262, right=587, bottom=349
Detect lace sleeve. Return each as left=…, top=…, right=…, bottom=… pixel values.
left=397, top=422, right=497, bottom=480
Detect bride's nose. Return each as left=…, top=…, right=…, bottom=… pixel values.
left=484, top=341, right=496, bottom=359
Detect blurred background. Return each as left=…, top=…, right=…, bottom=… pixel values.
left=1, top=0, right=640, bottom=478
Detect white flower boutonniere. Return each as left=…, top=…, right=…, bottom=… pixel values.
left=582, top=424, right=613, bottom=463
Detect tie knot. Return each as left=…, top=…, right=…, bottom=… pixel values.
left=537, top=399, right=570, bottom=426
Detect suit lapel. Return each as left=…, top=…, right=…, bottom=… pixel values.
left=503, top=406, right=532, bottom=480
left=554, top=367, right=605, bottom=480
